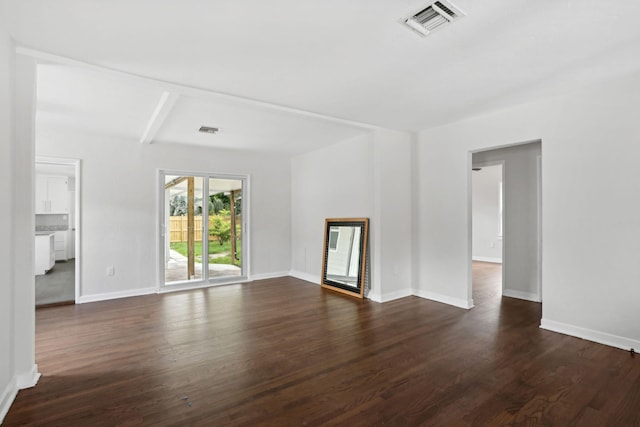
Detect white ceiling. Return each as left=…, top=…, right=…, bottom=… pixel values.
left=7, top=0, right=640, bottom=153
left=36, top=64, right=369, bottom=154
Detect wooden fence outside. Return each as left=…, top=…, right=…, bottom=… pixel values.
left=169, top=215, right=241, bottom=243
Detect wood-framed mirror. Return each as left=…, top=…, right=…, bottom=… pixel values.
left=321, top=218, right=369, bottom=299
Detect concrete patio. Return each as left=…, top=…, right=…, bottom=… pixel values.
left=165, top=249, right=240, bottom=283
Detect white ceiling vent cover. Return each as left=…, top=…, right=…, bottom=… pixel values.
left=404, top=1, right=465, bottom=37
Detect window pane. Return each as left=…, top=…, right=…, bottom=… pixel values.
left=165, top=175, right=204, bottom=284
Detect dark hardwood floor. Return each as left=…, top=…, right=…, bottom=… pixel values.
left=5, top=262, right=639, bottom=426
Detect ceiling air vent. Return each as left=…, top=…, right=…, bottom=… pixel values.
left=199, top=126, right=220, bottom=134
left=404, top=1, right=465, bottom=37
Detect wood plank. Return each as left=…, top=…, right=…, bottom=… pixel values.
left=5, top=263, right=640, bottom=426
left=187, top=177, right=194, bottom=278
left=230, top=189, right=237, bottom=264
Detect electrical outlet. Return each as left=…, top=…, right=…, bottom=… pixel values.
left=106, top=266, right=115, bottom=276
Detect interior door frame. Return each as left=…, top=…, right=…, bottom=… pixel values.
left=468, top=139, right=543, bottom=306
left=157, top=169, right=250, bottom=293
left=35, top=156, right=82, bottom=303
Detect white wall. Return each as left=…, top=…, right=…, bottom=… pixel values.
left=36, top=127, right=292, bottom=301
left=290, top=129, right=414, bottom=301
left=473, top=143, right=541, bottom=301
left=13, top=52, right=38, bottom=390
left=370, top=129, right=413, bottom=301
left=0, top=23, right=15, bottom=424
left=414, top=134, right=475, bottom=309
left=471, top=164, right=502, bottom=262
left=290, top=133, right=374, bottom=285
left=417, top=71, right=640, bottom=350
left=0, top=30, right=39, bottom=423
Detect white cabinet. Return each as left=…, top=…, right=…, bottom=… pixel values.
left=48, top=176, right=69, bottom=213
left=35, top=175, right=47, bottom=213
left=35, top=234, right=55, bottom=275
left=54, top=231, right=68, bottom=261
left=36, top=175, right=68, bottom=214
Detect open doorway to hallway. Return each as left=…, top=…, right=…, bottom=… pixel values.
left=470, top=141, right=542, bottom=306
left=471, top=162, right=504, bottom=303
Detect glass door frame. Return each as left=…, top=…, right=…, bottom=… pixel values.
left=157, top=169, right=250, bottom=292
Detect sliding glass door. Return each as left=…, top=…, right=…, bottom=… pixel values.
left=207, top=178, right=243, bottom=280
left=160, top=171, right=247, bottom=288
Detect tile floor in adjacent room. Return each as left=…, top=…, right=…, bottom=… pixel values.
left=36, top=259, right=75, bottom=306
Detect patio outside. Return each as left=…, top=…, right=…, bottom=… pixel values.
left=164, top=175, right=243, bottom=284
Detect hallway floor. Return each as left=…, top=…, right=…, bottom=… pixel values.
left=472, top=260, right=502, bottom=304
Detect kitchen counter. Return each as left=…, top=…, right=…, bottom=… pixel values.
left=35, top=233, right=55, bottom=275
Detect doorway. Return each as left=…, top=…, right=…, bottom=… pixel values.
left=159, top=171, right=248, bottom=290
left=34, top=157, right=80, bottom=306
left=470, top=141, right=542, bottom=305
left=471, top=162, right=504, bottom=303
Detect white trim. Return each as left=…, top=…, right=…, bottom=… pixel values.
left=0, top=364, right=40, bottom=424
left=540, top=319, right=640, bottom=352
left=366, top=291, right=382, bottom=302
left=369, top=288, right=413, bottom=303
left=472, top=256, right=502, bottom=263
left=16, top=364, right=40, bottom=390
left=158, top=279, right=250, bottom=294
left=243, top=175, right=251, bottom=281
left=0, top=380, right=17, bottom=425
left=16, top=46, right=379, bottom=132
left=157, top=170, right=250, bottom=291
left=158, top=276, right=249, bottom=294
left=537, top=154, right=543, bottom=302
left=289, top=276, right=477, bottom=309
left=250, top=271, right=289, bottom=281
left=502, top=289, right=540, bottom=302
left=412, top=289, right=474, bottom=309
left=288, top=270, right=320, bottom=285
left=77, top=287, right=156, bottom=304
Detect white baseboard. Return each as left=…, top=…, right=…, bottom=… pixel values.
left=77, top=287, right=156, bottom=304
left=368, top=288, right=413, bottom=303
left=412, top=289, right=474, bottom=309
left=366, top=291, right=381, bottom=302
left=502, top=289, right=540, bottom=302
left=288, top=270, right=320, bottom=285
left=288, top=276, right=474, bottom=310
left=16, top=364, right=40, bottom=389
left=0, top=364, right=39, bottom=425
left=540, top=319, right=640, bottom=352
left=250, top=271, right=289, bottom=281
left=0, top=379, right=17, bottom=426
left=472, top=256, right=502, bottom=263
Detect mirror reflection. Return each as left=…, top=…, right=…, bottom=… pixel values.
left=321, top=218, right=369, bottom=298
left=325, top=225, right=361, bottom=287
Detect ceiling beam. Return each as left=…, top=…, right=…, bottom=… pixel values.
left=140, top=91, right=179, bottom=144
left=164, top=176, right=188, bottom=189
left=16, top=46, right=381, bottom=132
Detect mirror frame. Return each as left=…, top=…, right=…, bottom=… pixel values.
left=321, top=217, right=369, bottom=299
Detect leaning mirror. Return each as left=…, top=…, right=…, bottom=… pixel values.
left=321, top=218, right=369, bottom=299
